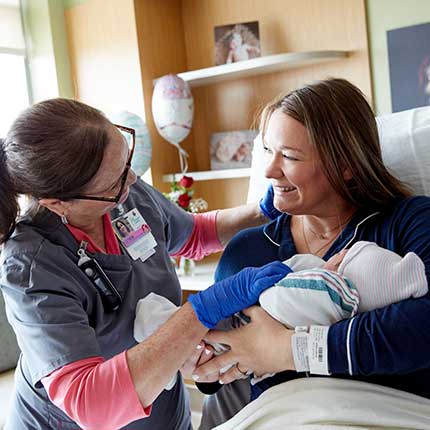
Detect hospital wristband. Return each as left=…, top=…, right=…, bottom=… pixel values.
left=291, top=326, right=310, bottom=372
left=308, top=326, right=331, bottom=375
left=291, top=326, right=331, bottom=375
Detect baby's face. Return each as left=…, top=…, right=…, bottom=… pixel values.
left=231, top=32, right=242, bottom=48
left=323, top=249, right=348, bottom=272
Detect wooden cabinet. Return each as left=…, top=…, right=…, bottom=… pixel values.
left=66, top=0, right=371, bottom=211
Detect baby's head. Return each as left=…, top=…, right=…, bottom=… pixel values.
left=323, top=248, right=348, bottom=272
left=230, top=32, right=242, bottom=48
left=323, top=241, right=426, bottom=292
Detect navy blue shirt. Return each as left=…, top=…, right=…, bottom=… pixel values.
left=215, top=196, right=430, bottom=399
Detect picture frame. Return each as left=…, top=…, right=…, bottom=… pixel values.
left=210, top=130, right=257, bottom=170
left=387, top=22, right=430, bottom=112
left=214, top=21, right=261, bottom=66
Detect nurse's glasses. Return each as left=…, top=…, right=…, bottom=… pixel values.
left=70, top=124, right=136, bottom=203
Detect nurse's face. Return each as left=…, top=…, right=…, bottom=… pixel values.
left=87, top=126, right=137, bottom=201
left=263, top=110, right=342, bottom=217
left=69, top=126, right=137, bottom=220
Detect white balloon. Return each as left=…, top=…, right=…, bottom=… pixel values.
left=110, top=111, right=152, bottom=176
left=152, top=74, right=194, bottom=145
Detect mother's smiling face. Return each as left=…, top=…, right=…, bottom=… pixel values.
left=259, top=79, right=413, bottom=215
left=263, top=109, right=347, bottom=217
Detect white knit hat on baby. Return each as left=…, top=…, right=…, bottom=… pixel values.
left=337, top=241, right=428, bottom=312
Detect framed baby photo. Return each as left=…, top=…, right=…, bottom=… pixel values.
left=210, top=130, right=258, bottom=170
left=214, top=21, right=261, bottom=66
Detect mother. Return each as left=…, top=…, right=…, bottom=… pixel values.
left=0, top=99, right=289, bottom=430
left=195, top=78, right=430, bottom=429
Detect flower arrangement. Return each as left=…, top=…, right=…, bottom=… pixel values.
left=163, top=175, right=208, bottom=213
left=164, top=175, right=208, bottom=276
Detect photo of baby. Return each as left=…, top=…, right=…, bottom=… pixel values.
left=214, top=21, right=261, bottom=66
left=210, top=130, right=257, bottom=170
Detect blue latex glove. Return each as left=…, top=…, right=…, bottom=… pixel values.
left=189, top=261, right=292, bottom=328
left=259, top=184, right=282, bottom=220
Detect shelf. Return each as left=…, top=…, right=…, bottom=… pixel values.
left=154, top=50, right=349, bottom=87
left=163, top=168, right=251, bottom=183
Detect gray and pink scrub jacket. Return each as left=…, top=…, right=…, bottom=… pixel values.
left=1, top=179, right=197, bottom=430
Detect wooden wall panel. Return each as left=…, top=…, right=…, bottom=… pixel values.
left=194, top=177, right=250, bottom=211
left=65, top=0, right=145, bottom=116
left=133, top=0, right=191, bottom=191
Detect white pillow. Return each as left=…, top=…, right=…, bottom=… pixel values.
left=247, top=107, right=430, bottom=203
left=377, top=107, right=430, bottom=196
left=247, top=133, right=270, bottom=203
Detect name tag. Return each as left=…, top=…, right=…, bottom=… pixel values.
left=112, top=209, right=157, bottom=261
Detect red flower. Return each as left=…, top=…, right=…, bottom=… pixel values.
left=179, top=175, right=194, bottom=188
left=178, top=193, right=191, bottom=208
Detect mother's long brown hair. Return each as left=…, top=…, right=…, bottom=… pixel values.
left=0, top=98, right=111, bottom=244
left=260, top=78, right=412, bottom=209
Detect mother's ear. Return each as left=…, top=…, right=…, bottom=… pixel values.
left=342, top=167, right=353, bottom=181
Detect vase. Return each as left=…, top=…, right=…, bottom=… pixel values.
left=174, top=256, right=196, bottom=277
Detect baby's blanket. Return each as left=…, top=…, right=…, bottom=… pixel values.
left=214, top=377, right=430, bottom=430
left=259, top=269, right=359, bottom=328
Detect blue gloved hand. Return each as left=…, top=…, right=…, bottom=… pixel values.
left=189, top=261, right=292, bottom=328
left=259, top=184, right=282, bottom=220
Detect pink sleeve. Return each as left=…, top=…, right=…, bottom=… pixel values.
left=171, top=211, right=224, bottom=260
left=42, top=352, right=151, bottom=429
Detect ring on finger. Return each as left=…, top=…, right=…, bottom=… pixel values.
left=235, top=363, right=252, bottom=376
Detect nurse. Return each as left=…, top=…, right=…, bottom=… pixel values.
left=0, top=98, right=289, bottom=430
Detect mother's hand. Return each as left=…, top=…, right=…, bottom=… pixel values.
left=192, top=306, right=295, bottom=385
left=180, top=341, right=215, bottom=380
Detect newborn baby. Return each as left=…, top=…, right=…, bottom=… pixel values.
left=260, top=241, right=427, bottom=327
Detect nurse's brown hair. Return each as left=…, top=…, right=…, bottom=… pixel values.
left=259, top=78, right=412, bottom=209
left=0, top=98, right=111, bottom=243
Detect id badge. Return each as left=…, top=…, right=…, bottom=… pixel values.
left=112, top=209, right=157, bottom=261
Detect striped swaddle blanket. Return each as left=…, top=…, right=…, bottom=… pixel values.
left=259, top=268, right=359, bottom=328
left=260, top=241, right=428, bottom=329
